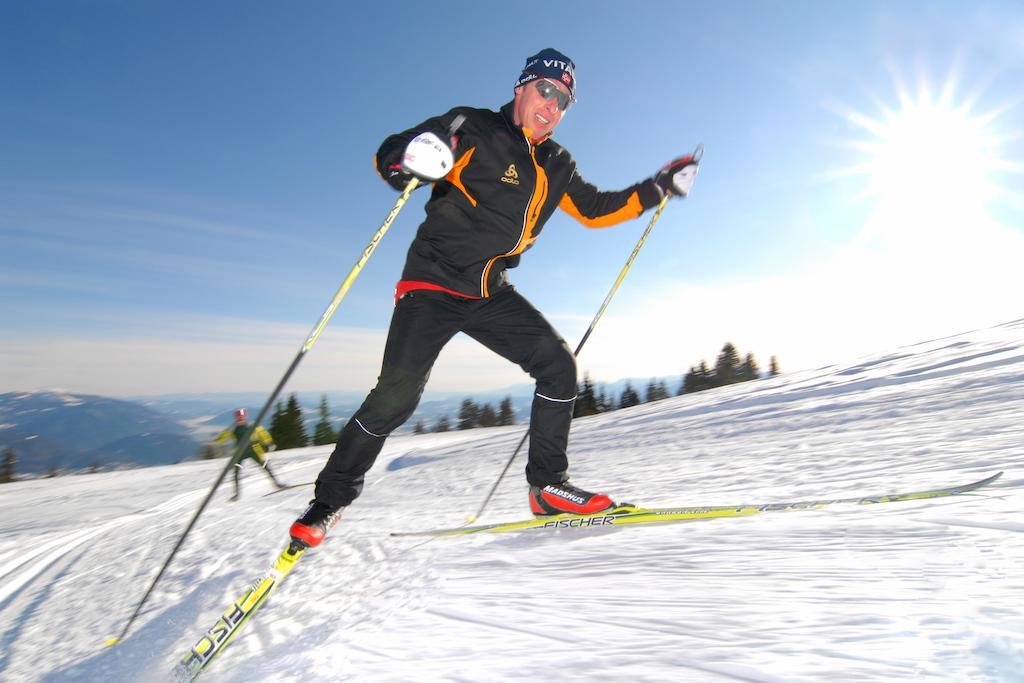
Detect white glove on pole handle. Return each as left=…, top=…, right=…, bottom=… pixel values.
left=672, top=163, right=699, bottom=197
left=675, top=143, right=703, bottom=198
left=402, top=132, right=454, bottom=181
left=654, top=144, right=703, bottom=199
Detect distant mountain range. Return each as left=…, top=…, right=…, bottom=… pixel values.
left=0, top=391, right=200, bottom=475
left=0, top=377, right=681, bottom=477
left=142, top=377, right=673, bottom=434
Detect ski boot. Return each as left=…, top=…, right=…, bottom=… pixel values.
left=289, top=500, right=344, bottom=548
left=529, top=481, right=615, bottom=516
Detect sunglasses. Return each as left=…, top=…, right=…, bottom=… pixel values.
left=534, top=79, right=573, bottom=111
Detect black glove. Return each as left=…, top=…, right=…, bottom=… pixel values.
left=383, top=161, right=415, bottom=191
left=654, top=154, right=700, bottom=198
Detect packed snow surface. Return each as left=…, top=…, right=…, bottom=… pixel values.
left=1, top=320, right=1023, bottom=682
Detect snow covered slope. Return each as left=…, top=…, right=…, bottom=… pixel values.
left=1, top=320, right=1022, bottom=682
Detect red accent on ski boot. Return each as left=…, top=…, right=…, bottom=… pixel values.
left=289, top=501, right=343, bottom=548
left=529, top=482, right=615, bottom=516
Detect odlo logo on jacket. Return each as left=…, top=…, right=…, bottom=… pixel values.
left=501, top=164, right=520, bottom=185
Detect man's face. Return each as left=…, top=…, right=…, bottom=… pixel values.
left=513, top=78, right=570, bottom=140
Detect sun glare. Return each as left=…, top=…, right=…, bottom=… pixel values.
left=835, top=72, right=1022, bottom=261
left=846, top=81, right=1010, bottom=214
left=809, top=69, right=1024, bottom=355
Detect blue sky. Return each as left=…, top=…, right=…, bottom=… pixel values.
left=2, top=1, right=1022, bottom=397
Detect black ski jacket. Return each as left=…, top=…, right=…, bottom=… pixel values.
left=375, top=102, right=665, bottom=299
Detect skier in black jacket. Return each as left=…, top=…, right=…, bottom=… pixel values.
left=291, top=48, right=699, bottom=548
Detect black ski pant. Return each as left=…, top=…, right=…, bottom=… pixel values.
left=314, top=287, right=577, bottom=509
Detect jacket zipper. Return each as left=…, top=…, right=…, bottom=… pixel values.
left=480, top=134, right=539, bottom=297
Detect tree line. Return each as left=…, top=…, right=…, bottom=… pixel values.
left=412, top=396, right=517, bottom=434
left=2, top=342, right=779, bottom=479
left=574, top=342, right=778, bottom=418
left=199, top=393, right=341, bottom=460
left=413, top=342, right=778, bottom=431
left=265, top=394, right=340, bottom=449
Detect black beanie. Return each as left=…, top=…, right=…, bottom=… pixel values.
left=514, top=48, right=576, bottom=103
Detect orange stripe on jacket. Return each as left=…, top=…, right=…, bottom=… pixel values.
left=446, top=148, right=477, bottom=206
left=522, top=148, right=549, bottom=249
left=480, top=146, right=549, bottom=297
left=558, top=191, right=644, bottom=228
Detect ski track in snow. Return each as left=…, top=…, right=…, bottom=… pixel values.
left=0, top=320, right=1023, bottom=681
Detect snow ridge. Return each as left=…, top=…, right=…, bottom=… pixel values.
left=0, top=323, right=1022, bottom=682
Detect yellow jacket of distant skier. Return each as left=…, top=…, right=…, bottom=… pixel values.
left=214, top=424, right=275, bottom=463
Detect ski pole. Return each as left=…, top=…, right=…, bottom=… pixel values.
left=467, top=145, right=701, bottom=523
left=108, top=143, right=442, bottom=645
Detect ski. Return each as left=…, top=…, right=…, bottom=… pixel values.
left=392, top=471, right=1003, bottom=538
left=173, top=542, right=306, bottom=681
left=261, top=481, right=313, bottom=497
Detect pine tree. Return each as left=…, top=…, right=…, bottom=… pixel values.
left=682, top=362, right=715, bottom=394
left=479, top=403, right=497, bottom=427
left=696, top=361, right=714, bottom=391
left=619, top=382, right=640, bottom=409
left=1, top=448, right=15, bottom=483
left=713, top=342, right=741, bottom=387
left=272, top=394, right=309, bottom=449
left=269, top=400, right=287, bottom=445
left=458, top=399, right=480, bottom=430
left=435, top=415, right=450, bottom=432
left=413, top=420, right=426, bottom=434
left=770, top=356, right=780, bottom=376
left=596, top=387, right=611, bottom=412
left=645, top=378, right=669, bottom=403
left=199, top=444, right=219, bottom=460
left=739, top=353, right=761, bottom=382
left=680, top=367, right=696, bottom=394
left=286, top=394, right=309, bottom=447
left=312, top=395, right=337, bottom=446
left=498, top=396, right=516, bottom=425
left=574, top=373, right=599, bottom=417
